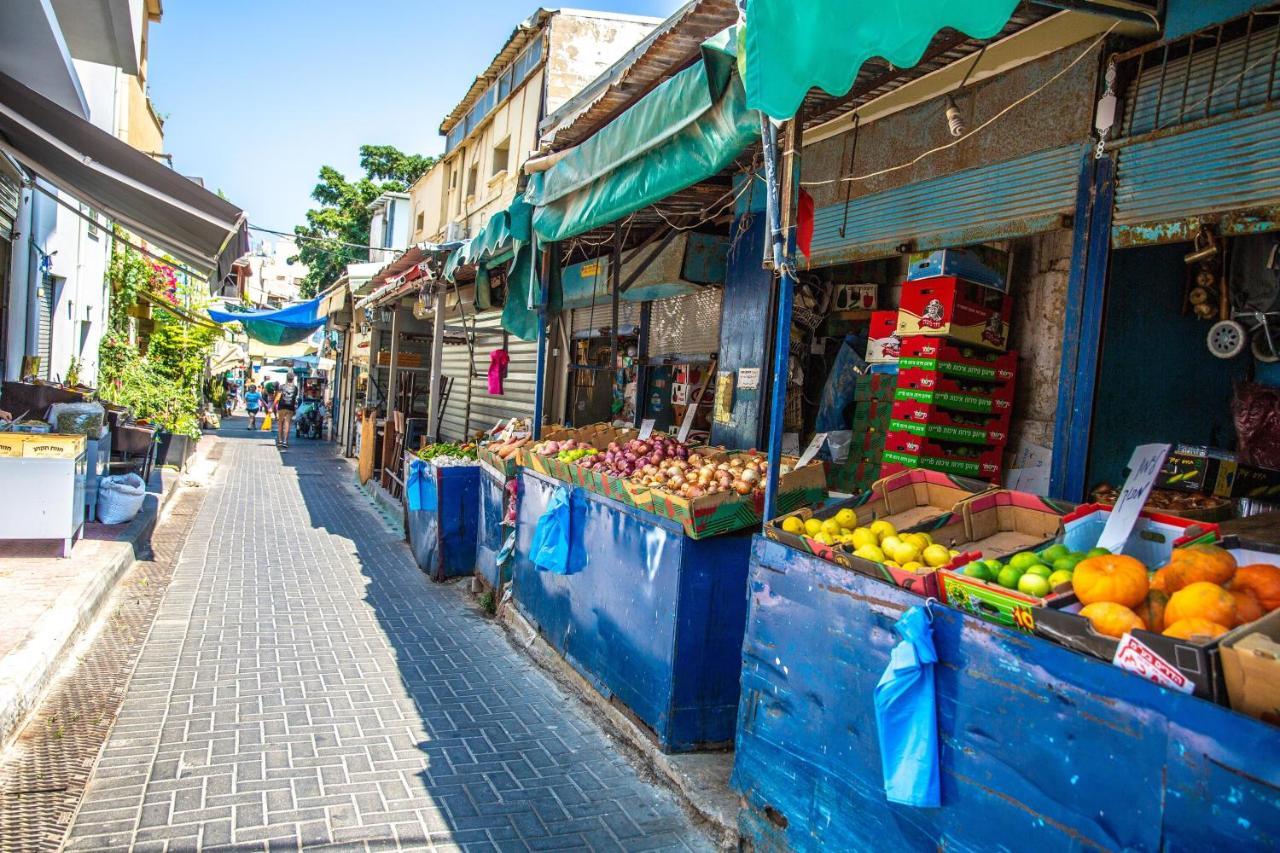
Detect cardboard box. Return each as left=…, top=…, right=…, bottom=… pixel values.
left=883, top=433, right=1004, bottom=480
left=766, top=469, right=993, bottom=596
left=865, top=311, right=901, bottom=364
left=851, top=400, right=895, bottom=433
left=896, top=277, right=1012, bottom=351
left=895, top=337, right=1018, bottom=384
left=19, top=433, right=86, bottom=459
left=1159, top=445, right=1280, bottom=501
left=889, top=398, right=1012, bottom=446
left=854, top=371, right=898, bottom=402
left=895, top=367, right=1017, bottom=404
left=1222, top=605, right=1280, bottom=725
left=934, top=490, right=1075, bottom=630
left=0, top=434, right=27, bottom=458
left=907, top=247, right=1010, bottom=292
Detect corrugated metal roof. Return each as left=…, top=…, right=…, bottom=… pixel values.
left=439, top=8, right=556, bottom=136
left=538, top=0, right=739, bottom=151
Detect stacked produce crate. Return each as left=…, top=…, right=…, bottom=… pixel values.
left=831, top=370, right=895, bottom=493
left=881, top=271, right=1017, bottom=482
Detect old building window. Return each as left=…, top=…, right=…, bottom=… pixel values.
left=491, top=137, right=510, bottom=178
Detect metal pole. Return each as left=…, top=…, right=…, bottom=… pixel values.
left=386, top=305, right=401, bottom=417
left=426, top=288, right=446, bottom=441
left=761, top=116, right=795, bottom=524
left=532, top=243, right=554, bottom=440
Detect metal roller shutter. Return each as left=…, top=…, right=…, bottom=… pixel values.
left=468, top=310, right=538, bottom=432
left=437, top=342, right=472, bottom=441
left=570, top=301, right=641, bottom=336
left=0, top=167, right=19, bottom=242
left=647, top=289, right=722, bottom=358
left=807, top=144, right=1083, bottom=265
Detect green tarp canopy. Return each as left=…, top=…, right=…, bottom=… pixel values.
left=741, top=0, right=1020, bottom=120
left=524, top=27, right=759, bottom=244
left=440, top=197, right=541, bottom=341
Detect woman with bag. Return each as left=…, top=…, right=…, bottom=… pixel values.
left=244, top=384, right=263, bottom=429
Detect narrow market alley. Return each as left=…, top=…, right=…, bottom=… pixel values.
left=61, top=421, right=710, bottom=851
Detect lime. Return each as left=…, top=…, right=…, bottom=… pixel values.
left=1053, top=555, right=1083, bottom=573
left=1086, top=546, right=1111, bottom=558
left=1025, top=564, right=1053, bottom=579
left=964, top=562, right=994, bottom=582
left=1009, top=552, right=1044, bottom=573
left=984, top=559, right=1005, bottom=574
left=997, top=565, right=1024, bottom=589
left=1047, top=569, right=1074, bottom=589
left=1041, top=543, right=1070, bottom=563
left=1017, top=573, right=1052, bottom=597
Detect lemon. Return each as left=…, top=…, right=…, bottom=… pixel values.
left=880, top=535, right=903, bottom=555
left=781, top=516, right=805, bottom=535
left=884, top=560, right=900, bottom=568
left=815, top=532, right=835, bottom=546
left=889, top=541, right=920, bottom=565
left=869, top=519, right=897, bottom=542
left=834, top=508, right=858, bottom=530
left=917, top=531, right=934, bottom=546
left=904, top=533, right=931, bottom=552
left=820, top=518, right=843, bottom=538
left=853, top=544, right=886, bottom=563
left=851, top=528, right=879, bottom=550
left=901, top=561, right=924, bottom=573
left=922, top=543, right=953, bottom=568
left=804, top=518, right=824, bottom=537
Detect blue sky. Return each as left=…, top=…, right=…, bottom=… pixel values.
left=149, top=1, right=684, bottom=236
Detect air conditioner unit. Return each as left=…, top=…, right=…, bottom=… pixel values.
left=445, top=221, right=468, bottom=242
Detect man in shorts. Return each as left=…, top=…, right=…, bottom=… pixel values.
left=274, top=372, right=299, bottom=448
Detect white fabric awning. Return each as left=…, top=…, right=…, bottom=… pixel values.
left=0, top=69, right=246, bottom=278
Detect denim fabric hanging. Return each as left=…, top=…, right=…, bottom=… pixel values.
left=406, top=460, right=436, bottom=512
left=873, top=604, right=940, bottom=807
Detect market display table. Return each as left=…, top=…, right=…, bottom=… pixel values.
left=512, top=468, right=753, bottom=752
left=0, top=439, right=87, bottom=557
left=732, top=536, right=1280, bottom=851
left=405, top=457, right=480, bottom=582
left=475, top=460, right=511, bottom=592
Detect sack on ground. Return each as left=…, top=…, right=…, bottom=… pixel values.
left=97, top=473, right=146, bottom=524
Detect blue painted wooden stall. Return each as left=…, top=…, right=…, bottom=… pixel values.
left=512, top=468, right=754, bottom=752
left=475, top=463, right=509, bottom=591
left=733, top=536, right=1280, bottom=851
left=406, top=463, right=481, bottom=583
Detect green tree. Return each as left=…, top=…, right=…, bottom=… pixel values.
left=293, top=144, right=435, bottom=298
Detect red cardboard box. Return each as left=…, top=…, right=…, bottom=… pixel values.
left=894, top=367, right=1016, bottom=417
left=889, top=399, right=1011, bottom=446
left=883, top=432, right=1004, bottom=480
left=865, top=311, right=902, bottom=364
left=895, top=337, right=1018, bottom=384
left=896, top=276, right=1012, bottom=351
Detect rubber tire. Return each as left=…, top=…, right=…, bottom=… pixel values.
left=1251, top=331, right=1280, bottom=363
left=1207, top=319, right=1247, bottom=359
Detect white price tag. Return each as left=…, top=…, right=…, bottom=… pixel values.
left=1112, top=633, right=1193, bottom=694
left=796, top=432, right=828, bottom=468
left=737, top=367, right=760, bottom=390
left=677, top=400, right=699, bottom=443
left=1096, top=444, right=1171, bottom=553
left=638, top=419, right=655, bottom=440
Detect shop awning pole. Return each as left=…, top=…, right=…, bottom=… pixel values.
left=532, top=244, right=555, bottom=440
left=761, top=115, right=795, bottom=524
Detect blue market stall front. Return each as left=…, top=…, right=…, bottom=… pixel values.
left=475, top=459, right=515, bottom=593
left=512, top=468, right=754, bottom=752
left=731, top=536, right=1280, bottom=850
left=405, top=457, right=481, bottom=583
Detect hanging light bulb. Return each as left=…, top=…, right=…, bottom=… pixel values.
left=944, top=95, right=965, bottom=138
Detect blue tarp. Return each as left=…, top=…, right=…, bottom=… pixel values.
left=207, top=296, right=325, bottom=345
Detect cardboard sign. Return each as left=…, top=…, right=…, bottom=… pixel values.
left=1112, top=633, right=1193, bottom=694
left=638, top=419, right=655, bottom=440
left=797, top=432, right=828, bottom=468
left=489, top=419, right=508, bottom=436
left=1096, top=444, right=1171, bottom=553
left=738, top=367, right=760, bottom=390
left=677, top=399, right=699, bottom=443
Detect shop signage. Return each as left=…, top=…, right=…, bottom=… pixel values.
left=737, top=367, right=760, bottom=390
left=1096, top=443, right=1171, bottom=553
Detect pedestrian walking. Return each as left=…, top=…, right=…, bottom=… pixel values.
left=244, top=384, right=262, bottom=429
left=274, top=372, right=299, bottom=448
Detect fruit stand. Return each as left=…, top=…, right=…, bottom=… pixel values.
left=404, top=443, right=481, bottom=582
left=507, top=423, right=825, bottom=752
left=731, top=535, right=1280, bottom=851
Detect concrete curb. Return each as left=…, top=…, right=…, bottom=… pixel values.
left=0, top=441, right=203, bottom=750
left=496, top=599, right=741, bottom=850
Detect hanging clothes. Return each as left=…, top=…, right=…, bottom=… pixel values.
left=488, top=349, right=510, bottom=395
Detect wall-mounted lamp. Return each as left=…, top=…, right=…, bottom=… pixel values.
left=944, top=95, right=965, bottom=137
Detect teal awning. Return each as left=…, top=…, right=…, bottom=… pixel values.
left=525, top=28, right=758, bottom=243
left=742, top=0, right=1020, bottom=120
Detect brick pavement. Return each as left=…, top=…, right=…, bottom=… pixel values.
left=64, top=426, right=710, bottom=851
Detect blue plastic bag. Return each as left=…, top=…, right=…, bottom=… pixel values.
left=406, top=459, right=437, bottom=512
left=815, top=334, right=868, bottom=432
left=527, top=484, right=586, bottom=571
left=873, top=605, right=940, bottom=807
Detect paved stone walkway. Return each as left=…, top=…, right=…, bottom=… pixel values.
left=65, top=424, right=709, bottom=851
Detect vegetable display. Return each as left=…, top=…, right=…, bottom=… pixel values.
left=417, top=442, right=478, bottom=464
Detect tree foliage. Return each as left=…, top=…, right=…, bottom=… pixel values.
left=293, top=144, right=435, bottom=298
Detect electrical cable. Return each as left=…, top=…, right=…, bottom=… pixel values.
left=801, top=22, right=1119, bottom=188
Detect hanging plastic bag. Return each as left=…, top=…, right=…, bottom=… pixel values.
left=530, top=486, right=572, bottom=574
left=873, top=604, right=941, bottom=807
left=47, top=401, right=104, bottom=437
left=261, top=413, right=273, bottom=431
left=405, top=459, right=436, bottom=512
left=96, top=473, right=146, bottom=524
left=816, top=335, right=868, bottom=432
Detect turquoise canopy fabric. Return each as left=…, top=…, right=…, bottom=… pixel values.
left=207, top=297, right=323, bottom=346
left=742, top=0, right=1020, bottom=120
left=525, top=28, right=759, bottom=243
